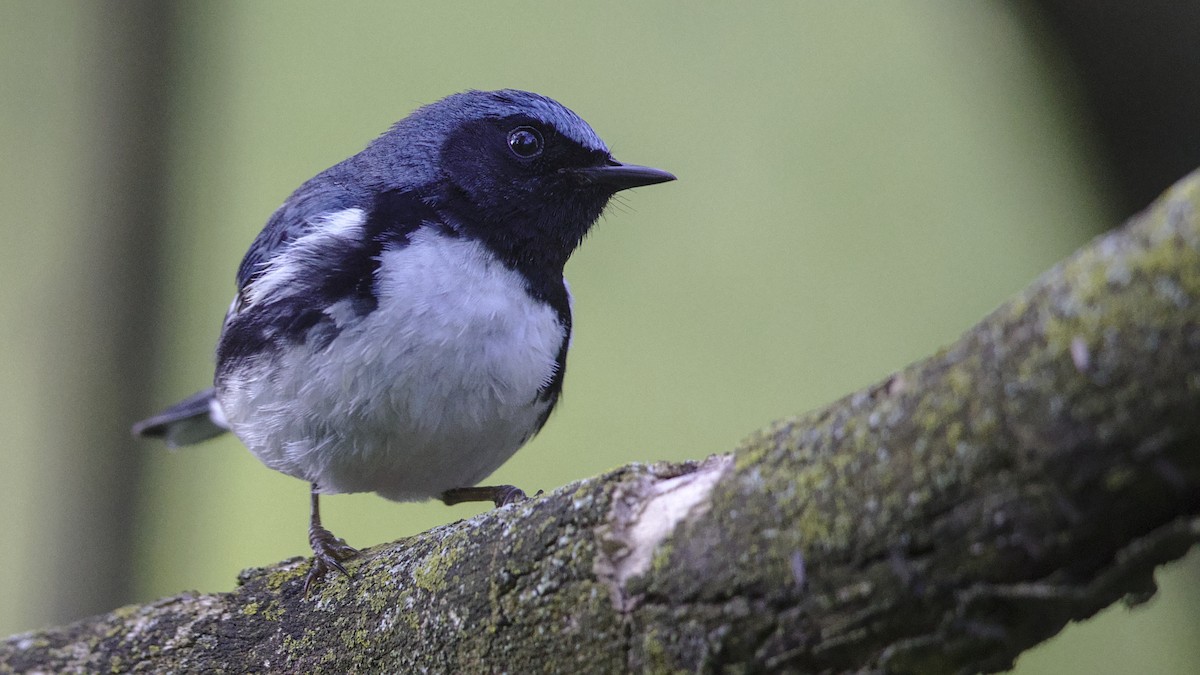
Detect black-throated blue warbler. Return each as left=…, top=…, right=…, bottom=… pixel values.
left=133, top=89, right=675, bottom=591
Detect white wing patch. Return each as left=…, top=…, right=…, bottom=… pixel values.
left=240, top=208, right=366, bottom=308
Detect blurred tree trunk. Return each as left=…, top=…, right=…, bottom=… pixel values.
left=35, top=1, right=174, bottom=627
left=4, top=168, right=1199, bottom=674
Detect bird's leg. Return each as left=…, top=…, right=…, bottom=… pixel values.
left=440, top=485, right=534, bottom=508
left=304, top=483, right=358, bottom=595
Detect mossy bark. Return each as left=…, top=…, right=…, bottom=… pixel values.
left=5, top=170, right=1200, bottom=674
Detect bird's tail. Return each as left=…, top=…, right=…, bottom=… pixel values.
left=132, top=387, right=230, bottom=448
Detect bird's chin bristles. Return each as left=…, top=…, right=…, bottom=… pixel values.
left=607, top=193, right=635, bottom=217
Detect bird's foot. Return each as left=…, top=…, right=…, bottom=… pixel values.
left=441, top=484, right=538, bottom=508
left=304, top=525, right=358, bottom=596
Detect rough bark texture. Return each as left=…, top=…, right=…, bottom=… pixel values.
left=5, top=170, right=1200, bottom=674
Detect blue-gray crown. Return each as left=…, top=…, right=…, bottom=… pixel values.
left=353, top=89, right=609, bottom=188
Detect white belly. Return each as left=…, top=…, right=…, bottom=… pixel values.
left=217, top=230, right=566, bottom=501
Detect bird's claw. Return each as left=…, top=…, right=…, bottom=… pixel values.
left=492, top=485, right=527, bottom=507
left=304, top=527, right=358, bottom=596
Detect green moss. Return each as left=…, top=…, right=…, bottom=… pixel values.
left=261, top=600, right=285, bottom=622
left=265, top=564, right=306, bottom=592
left=640, top=628, right=675, bottom=673
left=364, top=583, right=394, bottom=615
left=340, top=626, right=372, bottom=651
left=280, top=631, right=313, bottom=660
left=413, top=539, right=463, bottom=593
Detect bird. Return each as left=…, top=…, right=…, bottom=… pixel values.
left=132, top=89, right=675, bottom=592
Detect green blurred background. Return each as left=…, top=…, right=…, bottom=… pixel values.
left=2, top=1, right=1198, bottom=671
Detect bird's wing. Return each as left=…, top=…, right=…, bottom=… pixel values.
left=235, top=181, right=364, bottom=292
left=233, top=186, right=449, bottom=311
left=216, top=188, right=447, bottom=372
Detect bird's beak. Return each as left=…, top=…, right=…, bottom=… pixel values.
left=573, top=160, right=676, bottom=191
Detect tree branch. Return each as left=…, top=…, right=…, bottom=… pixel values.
left=6, top=170, right=1200, bottom=674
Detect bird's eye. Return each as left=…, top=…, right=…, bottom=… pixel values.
left=507, top=126, right=544, bottom=159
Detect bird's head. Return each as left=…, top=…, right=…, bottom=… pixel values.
left=359, top=89, right=675, bottom=272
